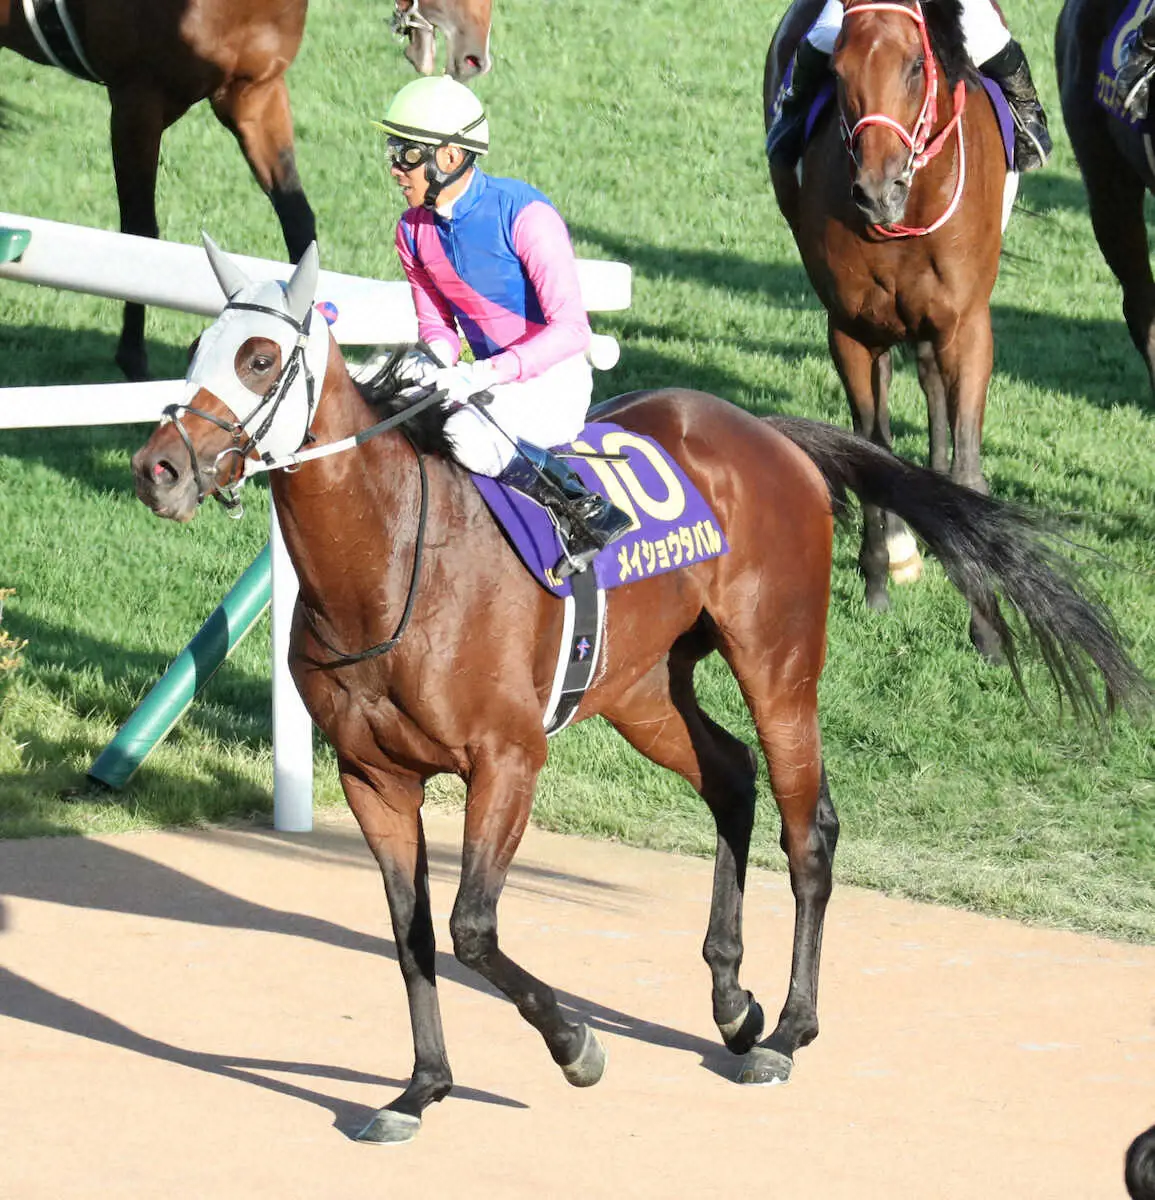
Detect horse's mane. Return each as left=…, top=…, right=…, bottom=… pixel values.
left=354, top=345, right=457, bottom=459
left=921, top=0, right=979, bottom=89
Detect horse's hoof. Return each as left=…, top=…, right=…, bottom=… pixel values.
left=718, top=997, right=765, bottom=1056
left=887, top=530, right=922, bottom=584
left=355, top=1109, right=422, bottom=1145
left=736, top=1046, right=793, bottom=1086
left=561, top=1025, right=607, bottom=1087
left=888, top=553, right=923, bottom=585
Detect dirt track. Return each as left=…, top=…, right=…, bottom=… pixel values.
left=1, top=808, right=1152, bottom=1198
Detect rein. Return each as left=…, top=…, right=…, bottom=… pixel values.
left=167, top=315, right=448, bottom=662
left=841, top=0, right=968, bottom=239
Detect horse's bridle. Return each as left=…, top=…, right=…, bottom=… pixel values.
left=161, top=298, right=319, bottom=514
left=392, top=0, right=436, bottom=37
left=164, top=306, right=447, bottom=663
left=839, top=0, right=968, bottom=238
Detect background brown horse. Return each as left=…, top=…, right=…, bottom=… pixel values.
left=1057, top=0, right=1155, bottom=394
left=129, top=242, right=1148, bottom=1144
left=765, top=0, right=1012, bottom=659
left=0, top=0, right=492, bottom=380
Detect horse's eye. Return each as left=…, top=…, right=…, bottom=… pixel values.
left=252, top=355, right=274, bottom=373
left=910, top=55, right=925, bottom=79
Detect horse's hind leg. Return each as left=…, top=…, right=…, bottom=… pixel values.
left=602, top=648, right=766, bottom=1057
left=451, top=747, right=606, bottom=1086
left=712, top=620, right=837, bottom=1086
left=339, top=764, right=452, bottom=1144
left=211, top=77, right=317, bottom=262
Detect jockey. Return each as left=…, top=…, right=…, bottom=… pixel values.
left=374, top=76, right=632, bottom=579
left=766, top=0, right=1052, bottom=173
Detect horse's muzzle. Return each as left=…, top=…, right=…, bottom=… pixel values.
left=851, top=175, right=911, bottom=228
left=131, top=445, right=200, bottom=523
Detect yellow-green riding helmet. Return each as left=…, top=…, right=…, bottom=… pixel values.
left=373, top=76, right=489, bottom=154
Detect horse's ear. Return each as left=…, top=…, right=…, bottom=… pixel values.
left=202, top=232, right=252, bottom=300
left=284, top=241, right=320, bottom=325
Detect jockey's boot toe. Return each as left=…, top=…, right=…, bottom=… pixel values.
left=1011, top=107, right=1052, bottom=172
left=552, top=497, right=633, bottom=579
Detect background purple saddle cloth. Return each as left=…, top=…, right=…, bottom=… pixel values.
left=471, top=422, right=729, bottom=598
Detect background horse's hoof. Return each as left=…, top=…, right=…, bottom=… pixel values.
left=736, top=1046, right=793, bottom=1086
left=718, top=997, right=765, bottom=1056
left=561, top=1025, right=607, bottom=1087
left=887, top=529, right=923, bottom=584
left=355, top=1109, right=422, bottom=1145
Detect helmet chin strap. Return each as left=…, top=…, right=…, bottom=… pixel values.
left=420, top=147, right=476, bottom=209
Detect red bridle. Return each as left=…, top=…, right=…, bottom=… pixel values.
left=840, top=0, right=968, bottom=238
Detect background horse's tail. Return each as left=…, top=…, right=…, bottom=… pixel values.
left=767, top=414, right=1152, bottom=722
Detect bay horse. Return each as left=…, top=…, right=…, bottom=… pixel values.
left=1057, top=0, right=1155, bottom=394
left=764, top=0, right=1014, bottom=660
left=0, top=0, right=492, bottom=381
left=130, top=238, right=1148, bottom=1144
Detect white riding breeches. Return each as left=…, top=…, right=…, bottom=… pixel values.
left=443, top=352, right=594, bottom=477
left=805, top=0, right=1010, bottom=67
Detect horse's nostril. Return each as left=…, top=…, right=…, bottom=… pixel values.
left=465, top=55, right=480, bottom=69
left=152, top=459, right=179, bottom=487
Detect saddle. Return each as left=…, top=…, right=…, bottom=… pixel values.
left=470, top=421, right=730, bottom=736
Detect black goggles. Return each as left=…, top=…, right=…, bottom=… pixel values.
left=387, top=139, right=432, bottom=170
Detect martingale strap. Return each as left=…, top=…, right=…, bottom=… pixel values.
left=21, top=0, right=101, bottom=82
left=542, top=567, right=605, bottom=736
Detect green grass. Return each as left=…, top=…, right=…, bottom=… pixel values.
left=0, top=1, right=1152, bottom=940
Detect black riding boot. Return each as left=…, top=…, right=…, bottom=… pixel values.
left=979, top=39, right=1052, bottom=172
left=1115, top=18, right=1155, bottom=119
left=766, top=39, right=831, bottom=169
left=498, top=441, right=633, bottom=579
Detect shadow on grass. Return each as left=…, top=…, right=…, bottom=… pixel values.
left=4, top=611, right=274, bottom=744
left=0, top=829, right=749, bottom=1132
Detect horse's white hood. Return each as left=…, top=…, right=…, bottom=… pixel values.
left=186, top=235, right=331, bottom=461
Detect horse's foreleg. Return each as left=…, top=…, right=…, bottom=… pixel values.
left=602, top=654, right=765, bottom=1058
left=934, top=312, right=1001, bottom=661
left=829, top=325, right=893, bottom=608
left=451, top=748, right=605, bottom=1086
left=108, top=85, right=171, bottom=381
left=917, top=339, right=950, bottom=473
left=210, top=77, right=316, bottom=262
left=340, top=763, right=451, bottom=1145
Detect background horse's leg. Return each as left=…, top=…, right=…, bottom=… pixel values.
left=340, top=765, right=452, bottom=1145
left=829, top=324, right=893, bottom=609
left=876, top=349, right=922, bottom=584
left=1080, top=152, right=1155, bottom=394
left=932, top=311, right=1003, bottom=662
left=917, top=339, right=950, bottom=473
left=602, top=647, right=765, bottom=1058
left=210, top=78, right=317, bottom=263
left=109, top=84, right=183, bottom=380
left=713, top=626, right=836, bottom=1087
left=450, top=749, right=606, bottom=1087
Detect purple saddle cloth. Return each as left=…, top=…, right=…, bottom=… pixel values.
left=796, top=73, right=1014, bottom=169
left=471, top=421, right=728, bottom=599
left=1095, top=0, right=1155, bottom=132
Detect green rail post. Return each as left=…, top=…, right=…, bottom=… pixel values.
left=0, top=227, right=31, bottom=263
left=88, top=544, right=272, bottom=789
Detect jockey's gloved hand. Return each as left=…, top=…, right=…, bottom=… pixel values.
left=432, top=360, right=496, bottom=410
left=395, top=348, right=443, bottom=390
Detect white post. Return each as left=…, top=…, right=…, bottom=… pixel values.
left=270, top=506, right=314, bottom=831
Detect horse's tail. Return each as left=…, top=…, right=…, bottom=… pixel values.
left=766, top=414, right=1152, bottom=722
